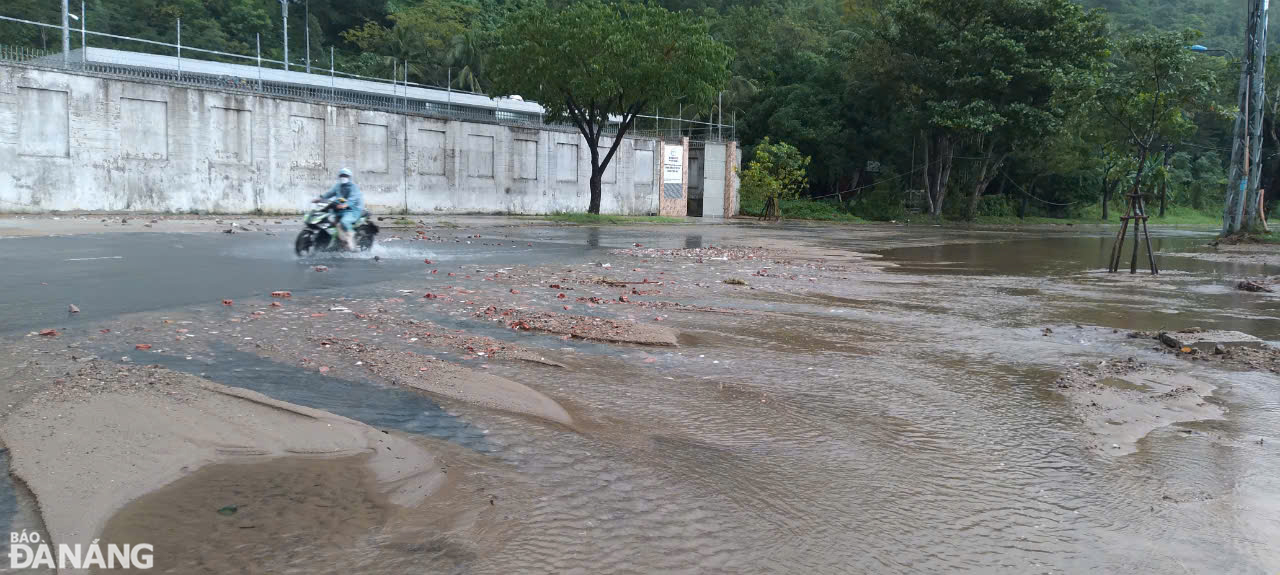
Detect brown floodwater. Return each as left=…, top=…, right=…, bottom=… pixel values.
left=61, top=225, right=1280, bottom=573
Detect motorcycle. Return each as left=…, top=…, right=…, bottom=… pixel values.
left=294, top=199, right=379, bottom=256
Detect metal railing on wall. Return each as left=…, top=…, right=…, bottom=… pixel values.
left=0, top=13, right=735, bottom=143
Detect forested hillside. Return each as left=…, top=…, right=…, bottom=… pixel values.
left=0, top=0, right=1268, bottom=222
left=1082, top=0, right=1244, bottom=51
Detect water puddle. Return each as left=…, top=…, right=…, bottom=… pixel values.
left=136, top=346, right=492, bottom=452
left=1098, top=376, right=1154, bottom=392
left=94, top=455, right=407, bottom=574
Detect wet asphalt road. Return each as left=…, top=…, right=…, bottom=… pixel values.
left=0, top=227, right=626, bottom=336
left=0, top=225, right=725, bottom=336
left=0, top=233, right=403, bottom=335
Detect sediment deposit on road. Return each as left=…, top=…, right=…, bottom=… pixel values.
left=0, top=217, right=1276, bottom=573
left=0, top=355, right=444, bottom=572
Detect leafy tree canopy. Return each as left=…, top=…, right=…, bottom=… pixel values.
left=488, top=0, right=731, bottom=213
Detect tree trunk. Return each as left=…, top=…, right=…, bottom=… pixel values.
left=1159, top=145, right=1170, bottom=217
left=920, top=130, right=934, bottom=215
left=588, top=171, right=603, bottom=214
left=1130, top=146, right=1150, bottom=207
left=1100, top=165, right=1112, bottom=221
left=1102, top=179, right=1120, bottom=221
left=586, top=138, right=603, bottom=214
left=1017, top=177, right=1031, bottom=219
left=967, top=140, right=1004, bottom=221
left=564, top=96, right=643, bottom=215
left=928, top=132, right=953, bottom=219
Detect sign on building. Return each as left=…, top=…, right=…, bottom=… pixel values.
left=663, top=144, right=684, bottom=199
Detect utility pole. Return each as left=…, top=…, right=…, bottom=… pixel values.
left=1224, top=0, right=1269, bottom=235
left=305, top=0, right=311, bottom=73
left=61, top=0, right=69, bottom=66
left=718, top=91, right=723, bottom=140
left=280, top=0, right=289, bottom=71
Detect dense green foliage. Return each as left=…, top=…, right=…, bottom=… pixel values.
left=0, top=0, right=1264, bottom=222
left=739, top=137, right=810, bottom=210
left=488, top=0, right=731, bottom=213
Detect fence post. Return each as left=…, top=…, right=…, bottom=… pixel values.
left=256, top=33, right=262, bottom=90
left=61, top=0, right=70, bottom=66
left=329, top=46, right=335, bottom=99
left=305, top=0, right=311, bottom=73
left=176, top=18, right=182, bottom=80
left=404, top=59, right=408, bottom=110
left=80, top=1, right=86, bottom=64
left=281, top=0, right=289, bottom=72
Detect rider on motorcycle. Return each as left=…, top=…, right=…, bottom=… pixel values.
left=315, top=168, right=364, bottom=251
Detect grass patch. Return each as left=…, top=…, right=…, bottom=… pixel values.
left=1217, top=231, right=1280, bottom=244
left=968, top=205, right=1221, bottom=227
left=723, top=278, right=747, bottom=285
left=545, top=212, right=685, bottom=224
left=392, top=217, right=416, bottom=226
left=739, top=199, right=867, bottom=222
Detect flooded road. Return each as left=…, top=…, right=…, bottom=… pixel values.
left=1, top=220, right=1277, bottom=573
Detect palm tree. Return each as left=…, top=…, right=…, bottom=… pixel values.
left=380, top=25, right=430, bottom=83
left=446, top=31, right=485, bottom=93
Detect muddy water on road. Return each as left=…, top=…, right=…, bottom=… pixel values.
left=439, top=227, right=1280, bottom=573
left=8, top=224, right=1280, bottom=573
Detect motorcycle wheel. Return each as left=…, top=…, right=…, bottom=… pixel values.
left=295, top=229, right=317, bottom=257
left=357, top=229, right=375, bottom=251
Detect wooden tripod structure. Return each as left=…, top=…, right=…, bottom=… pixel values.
left=760, top=196, right=781, bottom=221
left=1109, top=190, right=1158, bottom=274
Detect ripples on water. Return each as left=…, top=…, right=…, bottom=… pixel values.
left=4, top=228, right=1279, bottom=573
left=443, top=231, right=1280, bottom=574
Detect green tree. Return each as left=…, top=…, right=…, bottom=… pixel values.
left=739, top=137, right=811, bottom=213
left=1097, top=30, right=1218, bottom=219
left=489, top=0, right=731, bottom=213
left=871, top=0, right=1109, bottom=219
left=341, top=0, right=474, bottom=83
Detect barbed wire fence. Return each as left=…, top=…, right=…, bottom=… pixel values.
left=0, top=13, right=735, bottom=144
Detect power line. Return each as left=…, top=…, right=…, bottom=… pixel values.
left=806, top=154, right=990, bottom=201
left=1000, top=172, right=1085, bottom=206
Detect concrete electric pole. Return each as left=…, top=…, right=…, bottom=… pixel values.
left=61, top=0, right=70, bottom=65
left=281, top=0, right=289, bottom=71
left=305, top=0, right=311, bottom=73
left=1223, top=0, right=1270, bottom=235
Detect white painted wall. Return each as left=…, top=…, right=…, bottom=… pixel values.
left=0, top=64, right=715, bottom=215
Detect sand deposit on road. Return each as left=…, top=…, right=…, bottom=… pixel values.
left=0, top=357, right=445, bottom=574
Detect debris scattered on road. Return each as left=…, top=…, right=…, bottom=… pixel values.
left=68, top=304, right=80, bottom=313
left=1236, top=279, right=1273, bottom=292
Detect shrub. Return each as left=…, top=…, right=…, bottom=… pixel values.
left=738, top=138, right=810, bottom=212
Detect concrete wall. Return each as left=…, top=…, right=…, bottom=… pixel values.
left=0, top=64, right=703, bottom=215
